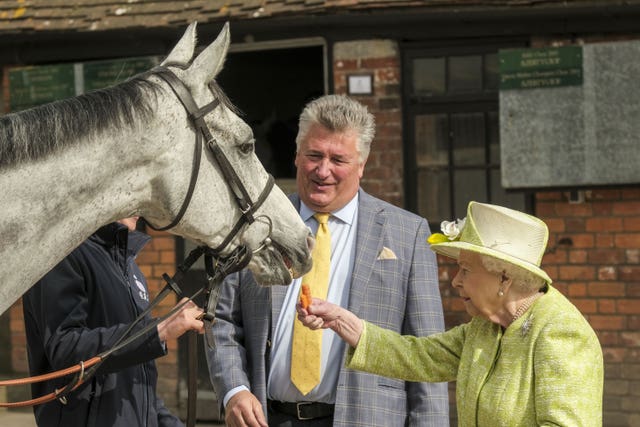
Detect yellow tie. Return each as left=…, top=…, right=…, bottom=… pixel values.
left=290, top=212, right=331, bottom=395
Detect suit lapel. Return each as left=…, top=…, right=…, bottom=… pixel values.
left=348, top=191, right=386, bottom=314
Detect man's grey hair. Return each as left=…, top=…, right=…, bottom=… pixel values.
left=295, top=94, right=375, bottom=163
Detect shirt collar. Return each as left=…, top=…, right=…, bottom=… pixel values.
left=299, top=192, right=358, bottom=225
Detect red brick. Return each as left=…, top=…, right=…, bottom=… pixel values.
left=138, top=261, right=153, bottom=275
left=535, top=202, right=556, bottom=217
left=565, top=218, right=586, bottom=232
left=591, top=189, right=620, bottom=200
left=555, top=203, right=593, bottom=217
left=588, top=249, right=625, bottom=264
left=621, top=332, right=640, bottom=347
left=544, top=218, right=565, bottom=232
left=620, top=267, right=640, bottom=281
left=588, top=315, right=625, bottom=330
left=559, top=265, right=596, bottom=280
left=592, top=202, right=614, bottom=216
left=568, top=250, right=587, bottom=264
left=598, top=331, right=622, bottom=346
left=150, top=237, right=175, bottom=251
left=622, top=217, right=640, bottom=231
left=568, top=283, right=587, bottom=297
left=137, top=250, right=160, bottom=264
left=603, top=347, right=626, bottom=363
left=598, top=299, right=616, bottom=313
left=152, top=264, right=175, bottom=278
left=621, top=188, right=640, bottom=199
left=628, top=284, right=640, bottom=298
left=628, top=315, right=640, bottom=329
left=612, top=201, right=640, bottom=215
left=160, top=250, right=175, bottom=264
left=586, top=217, right=623, bottom=232
left=334, top=58, right=358, bottom=70
left=596, top=233, right=615, bottom=248
left=574, top=299, right=597, bottom=313
left=363, top=57, right=399, bottom=69
left=542, top=249, right=567, bottom=264
left=598, top=266, right=617, bottom=281
left=628, top=249, right=640, bottom=264
left=615, top=233, right=640, bottom=248
left=569, top=233, right=595, bottom=248
left=588, top=282, right=626, bottom=297
left=618, top=300, right=640, bottom=314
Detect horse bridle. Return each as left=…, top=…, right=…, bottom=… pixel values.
left=0, top=66, right=278, bottom=426
left=149, top=65, right=281, bottom=427
left=148, top=64, right=276, bottom=257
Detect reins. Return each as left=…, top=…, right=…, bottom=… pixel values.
left=0, top=244, right=248, bottom=408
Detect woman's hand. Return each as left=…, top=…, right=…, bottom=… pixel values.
left=296, top=298, right=364, bottom=348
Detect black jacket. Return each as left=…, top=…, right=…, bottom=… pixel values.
left=23, top=222, right=183, bottom=427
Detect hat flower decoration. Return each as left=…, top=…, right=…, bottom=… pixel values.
left=428, top=218, right=466, bottom=245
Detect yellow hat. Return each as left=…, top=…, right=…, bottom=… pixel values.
left=428, top=201, right=552, bottom=285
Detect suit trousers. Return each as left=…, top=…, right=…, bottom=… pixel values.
left=268, top=407, right=333, bottom=427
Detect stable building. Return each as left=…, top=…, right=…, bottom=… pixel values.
left=1, top=1, right=639, bottom=425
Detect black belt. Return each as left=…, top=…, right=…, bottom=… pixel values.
left=268, top=400, right=335, bottom=420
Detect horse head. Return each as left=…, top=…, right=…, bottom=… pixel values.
left=141, top=22, right=313, bottom=285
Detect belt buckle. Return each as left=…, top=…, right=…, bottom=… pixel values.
left=296, top=402, right=313, bottom=421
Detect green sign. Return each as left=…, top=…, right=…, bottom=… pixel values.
left=83, top=57, right=158, bottom=92
left=9, top=64, right=75, bottom=111
left=499, top=46, right=583, bottom=90
left=8, top=56, right=159, bottom=112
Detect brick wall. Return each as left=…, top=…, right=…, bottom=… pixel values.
left=537, top=189, right=640, bottom=427
left=333, top=39, right=404, bottom=207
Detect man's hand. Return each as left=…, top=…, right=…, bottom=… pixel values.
left=224, top=390, right=267, bottom=427
left=157, top=298, right=205, bottom=342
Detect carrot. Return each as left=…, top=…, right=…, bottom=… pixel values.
left=300, top=284, right=311, bottom=309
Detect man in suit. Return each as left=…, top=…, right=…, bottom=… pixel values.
left=206, top=94, right=449, bottom=427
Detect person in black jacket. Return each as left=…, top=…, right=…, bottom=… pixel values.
left=23, top=217, right=204, bottom=427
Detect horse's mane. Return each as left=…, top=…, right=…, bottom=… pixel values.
left=0, top=74, right=160, bottom=168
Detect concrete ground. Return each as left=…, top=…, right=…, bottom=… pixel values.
left=0, top=409, right=224, bottom=426
left=0, top=409, right=36, bottom=427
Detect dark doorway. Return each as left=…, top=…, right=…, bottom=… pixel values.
left=176, top=42, right=325, bottom=422
left=218, top=44, right=326, bottom=179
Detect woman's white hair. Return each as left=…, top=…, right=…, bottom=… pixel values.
left=481, top=255, right=546, bottom=293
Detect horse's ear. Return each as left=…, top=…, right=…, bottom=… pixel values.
left=189, top=22, right=230, bottom=82
left=162, top=22, right=198, bottom=66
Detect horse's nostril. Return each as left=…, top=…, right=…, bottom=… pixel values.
left=306, top=235, right=315, bottom=254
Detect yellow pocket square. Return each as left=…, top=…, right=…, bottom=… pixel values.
left=377, top=246, right=397, bottom=260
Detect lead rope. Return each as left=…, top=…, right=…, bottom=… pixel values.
left=0, top=245, right=248, bottom=412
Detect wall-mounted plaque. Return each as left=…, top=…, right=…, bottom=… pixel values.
left=500, top=41, right=640, bottom=189
left=499, top=46, right=583, bottom=90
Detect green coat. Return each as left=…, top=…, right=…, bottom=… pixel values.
left=346, top=286, right=603, bottom=426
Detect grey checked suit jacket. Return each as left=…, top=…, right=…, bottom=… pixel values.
left=207, top=189, right=449, bottom=426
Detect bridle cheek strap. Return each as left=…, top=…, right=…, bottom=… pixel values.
left=147, top=66, right=274, bottom=252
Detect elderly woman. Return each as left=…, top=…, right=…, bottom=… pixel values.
left=297, top=201, right=603, bottom=426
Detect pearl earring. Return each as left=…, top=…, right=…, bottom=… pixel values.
left=498, top=289, right=504, bottom=297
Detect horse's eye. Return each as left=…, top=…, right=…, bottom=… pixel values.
left=239, top=140, right=255, bottom=155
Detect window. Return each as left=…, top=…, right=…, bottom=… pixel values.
left=403, top=43, right=529, bottom=224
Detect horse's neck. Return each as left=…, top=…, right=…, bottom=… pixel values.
left=0, top=130, right=158, bottom=313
